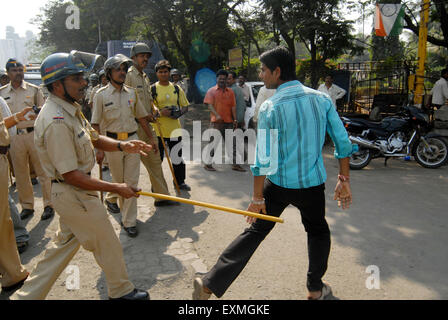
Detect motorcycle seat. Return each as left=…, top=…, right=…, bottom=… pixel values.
left=348, top=118, right=386, bottom=129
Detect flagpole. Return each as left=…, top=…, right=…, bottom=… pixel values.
left=414, top=0, right=430, bottom=107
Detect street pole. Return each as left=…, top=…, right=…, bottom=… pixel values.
left=414, top=0, right=430, bottom=107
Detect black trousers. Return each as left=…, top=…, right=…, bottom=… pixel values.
left=202, top=179, right=330, bottom=297
left=158, top=136, right=186, bottom=185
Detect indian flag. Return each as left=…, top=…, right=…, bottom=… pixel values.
left=375, top=3, right=405, bottom=37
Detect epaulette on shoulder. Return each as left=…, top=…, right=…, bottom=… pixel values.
left=124, top=84, right=136, bottom=92
left=25, top=81, right=41, bottom=91
left=96, top=86, right=108, bottom=95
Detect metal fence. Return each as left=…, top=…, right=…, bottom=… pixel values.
left=337, top=61, right=416, bottom=113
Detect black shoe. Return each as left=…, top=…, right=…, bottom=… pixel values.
left=121, top=222, right=138, bottom=238
left=41, top=206, right=55, bottom=221
left=178, top=183, right=191, bottom=191
left=102, top=166, right=109, bottom=172
left=31, top=178, right=39, bottom=185
left=105, top=200, right=120, bottom=214
left=1, top=273, right=29, bottom=293
left=17, top=241, right=29, bottom=254
left=154, top=200, right=180, bottom=207
left=20, top=209, right=34, bottom=220
left=109, top=288, right=149, bottom=300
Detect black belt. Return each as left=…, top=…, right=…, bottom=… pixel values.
left=106, top=131, right=136, bottom=140
left=17, top=127, right=34, bottom=135
left=0, top=145, right=10, bottom=155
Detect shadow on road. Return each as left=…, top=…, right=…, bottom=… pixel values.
left=325, top=154, right=448, bottom=299
left=95, top=192, right=209, bottom=299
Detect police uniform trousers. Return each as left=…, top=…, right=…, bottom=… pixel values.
left=136, top=124, right=170, bottom=199
left=105, top=133, right=141, bottom=228
left=9, top=132, right=52, bottom=210
left=11, top=182, right=135, bottom=299
left=0, top=155, right=28, bottom=288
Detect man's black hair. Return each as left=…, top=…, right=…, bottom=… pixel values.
left=216, top=69, right=229, bottom=78
left=228, top=71, right=237, bottom=79
left=155, top=60, right=172, bottom=73
left=441, top=68, right=448, bottom=77
left=260, top=46, right=297, bottom=81
left=46, top=83, right=55, bottom=93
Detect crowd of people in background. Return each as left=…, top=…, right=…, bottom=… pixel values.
left=4, top=42, right=446, bottom=301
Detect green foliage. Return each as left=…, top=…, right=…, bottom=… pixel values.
left=255, top=0, right=359, bottom=87
left=296, top=58, right=338, bottom=88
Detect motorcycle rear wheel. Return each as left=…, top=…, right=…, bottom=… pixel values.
left=349, top=147, right=372, bottom=170
left=414, top=137, right=448, bottom=169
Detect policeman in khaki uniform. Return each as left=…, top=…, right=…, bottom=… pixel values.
left=11, top=52, right=150, bottom=300
left=0, top=104, right=33, bottom=294
left=0, top=68, right=9, bottom=86
left=0, top=59, right=54, bottom=221
left=126, top=43, right=178, bottom=206
left=92, top=54, right=154, bottom=238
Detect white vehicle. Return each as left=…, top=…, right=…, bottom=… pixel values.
left=24, top=72, right=49, bottom=97
left=243, top=81, right=276, bottom=129
left=24, top=72, right=42, bottom=87
left=243, top=81, right=264, bottom=129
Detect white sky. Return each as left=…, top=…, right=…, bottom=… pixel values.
left=0, top=0, right=49, bottom=38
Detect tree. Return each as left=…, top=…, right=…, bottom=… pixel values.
left=34, top=0, right=140, bottom=53
left=258, top=0, right=358, bottom=88
left=130, top=0, right=238, bottom=101
left=403, top=0, right=448, bottom=50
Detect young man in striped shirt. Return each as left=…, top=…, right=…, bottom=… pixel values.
left=193, top=46, right=356, bottom=301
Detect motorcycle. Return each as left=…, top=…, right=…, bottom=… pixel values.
left=341, top=105, right=448, bottom=169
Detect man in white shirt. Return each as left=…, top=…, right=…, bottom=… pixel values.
left=431, top=69, right=448, bottom=109
left=238, top=75, right=251, bottom=104
left=318, top=75, right=346, bottom=109
left=253, top=85, right=275, bottom=124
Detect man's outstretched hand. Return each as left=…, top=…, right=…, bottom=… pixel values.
left=121, top=140, right=152, bottom=157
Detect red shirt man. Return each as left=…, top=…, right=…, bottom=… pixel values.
left=203, top=69, right=245, bottom=172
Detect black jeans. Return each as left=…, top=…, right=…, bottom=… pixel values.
left=202, top=179, right=330, bottom=297
left=158, top=136, right=186, bottom=185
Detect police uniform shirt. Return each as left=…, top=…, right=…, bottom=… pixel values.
left=34, top=94, right=96, bottom=181
left=0, top=111, right=9, bottom=147
left=125, top=66, right=155, bottom=115
left=0, top=81, right=45, bottom=129
left=91, top=83, right=148, bottom=134
left=88, top=84, right=101, bottom=104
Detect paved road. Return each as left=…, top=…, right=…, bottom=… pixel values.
left=1, top=141, right=447, bottom=300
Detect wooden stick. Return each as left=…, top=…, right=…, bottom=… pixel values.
left=155, top=120, right=181, bottom=194
left=99, top=164, right=104, bottom=202
left=138, top=191, right=284, bottom=223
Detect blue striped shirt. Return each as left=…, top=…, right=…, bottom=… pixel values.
left=251, top=80, right=357, bottom=189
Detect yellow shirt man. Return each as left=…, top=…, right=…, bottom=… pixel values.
left=151, top=82, right=189, bottom=138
